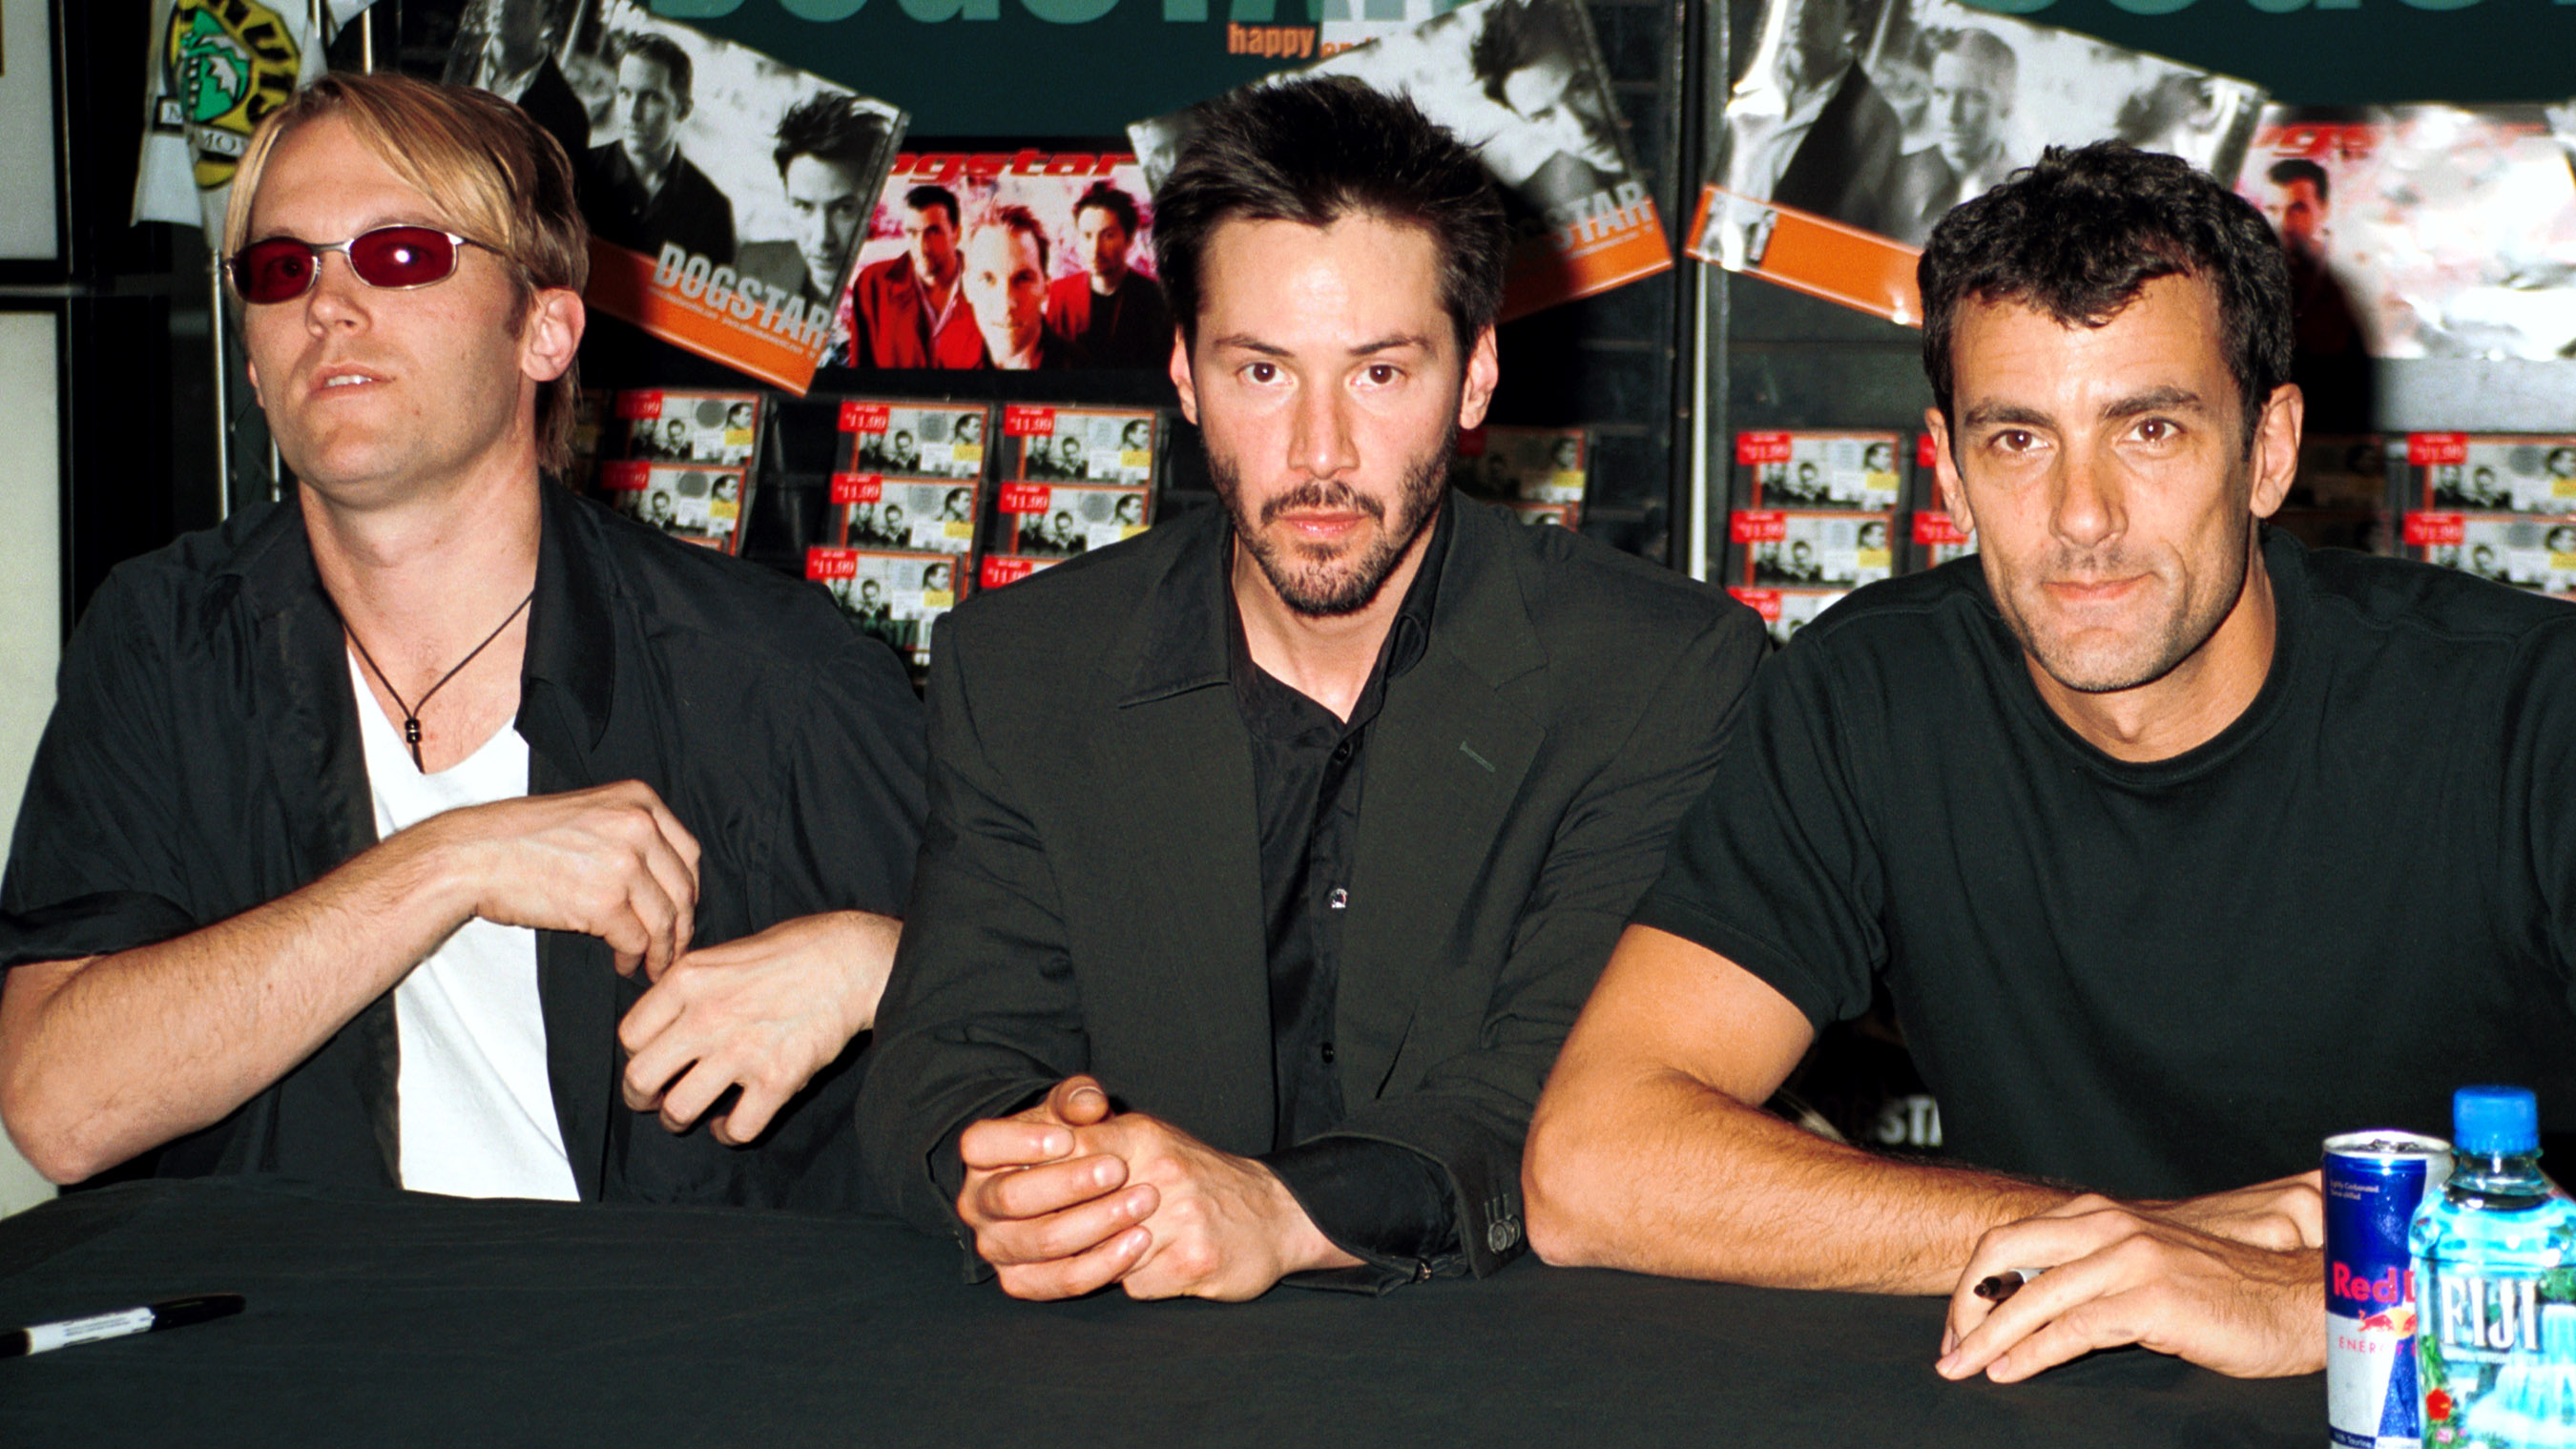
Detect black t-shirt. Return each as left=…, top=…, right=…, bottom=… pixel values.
left=1634, top=529, right=2576, bottom=1199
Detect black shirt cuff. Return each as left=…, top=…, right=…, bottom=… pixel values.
left=1260, top=1135, right=1461, bottom=1292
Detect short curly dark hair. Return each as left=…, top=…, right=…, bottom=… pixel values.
left=1919, top=141, right=2292, bottom=456
left=1151, top=76, right=1507, bottom=356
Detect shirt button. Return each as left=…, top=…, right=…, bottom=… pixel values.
left=1320, top=1041, right=1336, bottom=1065
left=1333, top=741, right=1353, bottom=762
left=1328, top=887, right=1348, bottom=910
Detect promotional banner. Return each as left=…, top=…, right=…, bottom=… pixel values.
left=135, top=0, right=378, bottom=238
left=2239, top=106, right=2576, bottom=362
left=1687, top=0, right=2262, bottom=325
left=452, top=2, right=908, bottom=393
left=1130, top=0, right=1670, bottom=323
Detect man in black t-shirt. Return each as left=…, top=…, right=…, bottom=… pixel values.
left=1525, top=143, right=2576, bottom=1386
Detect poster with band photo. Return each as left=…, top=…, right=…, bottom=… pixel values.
left=839, top=399, right=991, bottom=480
left=599, top=462, right=753, bottom=554
left=1687, top=0, right=2260, bottom=325
left=2404, top=512, right=2576, bottom=599
left=1131, top=0, right=1671, bottom=322
left=619, top=388, right=762, bottom=466
left=1000, top=404, right=1160, bottom=486
left=2241, top=107, right=2576, bottom=362
left=1732, top=508, right=1896, bottom=590
left=1739, top=429, right=1904, bottom=511
left=839, top=140, right=1170, bottom=372
left=2408, top=432, right=2576, bottom=515
left=985, top=480, right=1154, bottom=565
left=834, top=476, right=984, bottom=554
left=807, top=546, right=965, bottom=667
left=450, top=3, right=908, bottom=393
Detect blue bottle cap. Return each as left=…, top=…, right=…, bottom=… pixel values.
left=2453, top=1086, right=2540, bottom=1156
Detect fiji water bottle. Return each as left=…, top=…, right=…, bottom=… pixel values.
left=2409, top=1086, right=2576, bottom=1446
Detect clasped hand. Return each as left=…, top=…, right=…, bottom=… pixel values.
left=429, top=780, right=895, bottom=1145
left=1936, top=1170, right=2327, bottom=1382
left=955, top=1075, right=1356, bottom=1302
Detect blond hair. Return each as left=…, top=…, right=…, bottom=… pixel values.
left=223, top=72, right=590, bottom=476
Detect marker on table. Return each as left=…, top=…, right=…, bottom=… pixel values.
left=2, top=1294, right=244, bottom=1357
left=1972, top=1267, right=2049, bottom=1303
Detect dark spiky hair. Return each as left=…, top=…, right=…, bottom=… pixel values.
left=1151, top=75, right=1507, bottom=355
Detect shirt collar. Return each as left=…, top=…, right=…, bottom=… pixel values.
left=222, top=480, right=618, bottom=756
left=520, top=479, right=619, bottom=754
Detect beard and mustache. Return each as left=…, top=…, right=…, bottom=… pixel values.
left=1208, top=417, right=1456, bottom=618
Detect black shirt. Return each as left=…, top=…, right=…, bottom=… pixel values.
left=1229, top=505, right=1461, bottom=1277
left=1634, top=529, right=2576, bottom=1197
left=1047, top=271, right=1174, bottom=371
left=0, top=482, right=926, bottom=1205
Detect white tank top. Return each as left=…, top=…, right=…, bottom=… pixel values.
left=349, top=653, right=579, bottom=1201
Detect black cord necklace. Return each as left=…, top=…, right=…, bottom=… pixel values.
left=346, top=590, right=535, bottom=772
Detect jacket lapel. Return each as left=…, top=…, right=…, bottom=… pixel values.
left=1336, top=503, right=1547, bottom=1100
left=1088, top=509, right=1273, bottom=1150
left=516, top=485, right=620, bottom=1201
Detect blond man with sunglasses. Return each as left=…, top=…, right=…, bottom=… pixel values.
left=0, top=73, right=925, bottom=1207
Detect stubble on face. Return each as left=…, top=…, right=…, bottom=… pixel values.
left=1211, top=420, right=1454, bottom=618
left=240, top=116, right=543, bottom=507
left=1986, top=489, right=2254, bottom=696
left=1178, top=214, right=1494, bottom=625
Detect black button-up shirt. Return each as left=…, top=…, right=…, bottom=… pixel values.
left=1231, top=502, right=1462, bottom=1276
left=0, top=482, right=924, bottom=1205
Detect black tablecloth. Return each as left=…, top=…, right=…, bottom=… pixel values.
left=0, top=1177, right=2319, bottom=1445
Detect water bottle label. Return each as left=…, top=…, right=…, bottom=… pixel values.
left=2419, top=1279, right=2576, bottom=1444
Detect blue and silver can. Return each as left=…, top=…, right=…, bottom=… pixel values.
left=2326, top=1129, right=2451, bottom=1449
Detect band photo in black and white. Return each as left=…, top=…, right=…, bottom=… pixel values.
left=1700, top=0, right=2259, bottom=259
left=847, top=404, right=988, bottom=480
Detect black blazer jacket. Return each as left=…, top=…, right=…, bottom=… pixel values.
left=859, top=497, right=1764, bottom=1275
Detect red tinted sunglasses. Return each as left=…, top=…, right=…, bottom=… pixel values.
left=228, top=226, right=493, bottom=304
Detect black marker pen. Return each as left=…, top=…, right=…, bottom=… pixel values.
left=1972, top=1267, right=2049, bottom=1303
left=2, top=1294, right=244, bottom=1357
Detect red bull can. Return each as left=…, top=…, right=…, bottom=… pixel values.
left=2325, top=1130, right=2450, bottom=1448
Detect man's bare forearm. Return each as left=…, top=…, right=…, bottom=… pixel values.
left=0, top=826, right=474, bottom=1183
left=1525, top=1066, right=2071, bottom=1294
